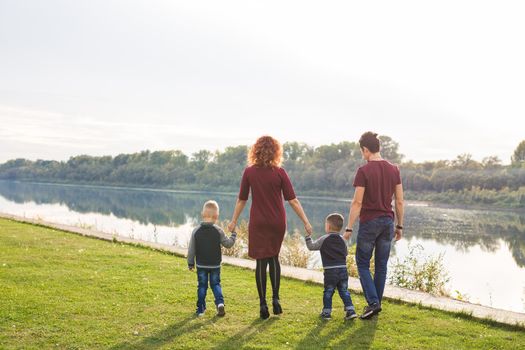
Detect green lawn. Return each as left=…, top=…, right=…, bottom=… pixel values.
left=0, top=218, right=524, bottom=349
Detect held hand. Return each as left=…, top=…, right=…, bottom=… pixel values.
left=304, top=223, right=313, bottom=236
left=227, top=221, right=237, bottom=233
left=394, top=229, right=403, bottom=241
left=343, top=229, right=352, bottom=240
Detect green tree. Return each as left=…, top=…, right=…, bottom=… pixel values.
left=511, top=140, right=525, bottom=167
left=451, top=154, right=482, bottom=170
left=482, top=156, right=502, bottom=169
left=191, top=150, right=213, bottom=171
left=379, top=135, right=403, bottom=163
left=282, top=142, right=313, bottom=163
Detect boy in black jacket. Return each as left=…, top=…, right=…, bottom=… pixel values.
left=305, top=213, right=357, bottom=320
left=187, top=200, right=236, bottom=317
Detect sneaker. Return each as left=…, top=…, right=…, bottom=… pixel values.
left=360, top=303, right=381, bottom=320
left=344, top=309, right=358, bottom=320
left=320, top=311, right=332, bottom=320
left=196, top=306, right=206, bottom=317
left=260, top=304, right=270, bottom=320
left=272, top=299, right=283, bottom=315
left=217, top=303, right=225, bottom=317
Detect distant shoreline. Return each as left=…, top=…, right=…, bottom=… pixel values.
left=1, top=179, right=523, bottom=213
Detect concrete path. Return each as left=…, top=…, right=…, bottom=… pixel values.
left=1, top=212, right=524, bottom=327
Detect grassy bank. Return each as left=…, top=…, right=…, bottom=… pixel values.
left=1, top=218, right=524, bottom=349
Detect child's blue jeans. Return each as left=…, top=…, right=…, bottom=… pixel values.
left=196, top=267, right=224, bottom=310
left=323, top=267, right=355, bottom=313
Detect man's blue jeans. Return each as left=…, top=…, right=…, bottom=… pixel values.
left=196, top=267, right=224, bottom=310
left=356, top=216, right=394, bottom=306
left=322, top=267, right=355, bottom=313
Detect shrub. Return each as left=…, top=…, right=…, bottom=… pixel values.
left=389, top=244, right=450, bottom=296
left=346, top=243, right=375, bottom=278
left=221, top=220, right=250, bottom=259
left=280, top=231, right=310, bottom=268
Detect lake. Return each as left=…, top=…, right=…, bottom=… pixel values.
left=0, top=180, right=524, bottom=313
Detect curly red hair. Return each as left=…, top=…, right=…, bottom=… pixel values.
left=248, top=136, right=283, bottom=168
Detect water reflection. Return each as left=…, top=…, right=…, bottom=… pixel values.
left=0, top=180, right=351, bottom=236
left=1, top=180, right=523, bottom=265
left=404, top=206, right=525, bottom=267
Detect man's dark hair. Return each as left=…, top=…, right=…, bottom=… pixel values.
left=326, top=213, right=344, bottom=232
left=359, top=131, right=380, bottom=153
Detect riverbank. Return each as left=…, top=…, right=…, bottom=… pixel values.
left=1, top=217, right=525, bottom=349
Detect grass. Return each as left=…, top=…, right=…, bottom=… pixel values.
left=1, top=218, right=524, bottom=349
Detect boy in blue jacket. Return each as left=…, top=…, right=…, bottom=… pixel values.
left=305, top=213, right=357, bottom=320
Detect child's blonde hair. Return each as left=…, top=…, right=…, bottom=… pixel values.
left=202, top=200, right=219, bottom=218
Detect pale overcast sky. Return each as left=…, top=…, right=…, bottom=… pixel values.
left=0, top=0, right=524, bottom=164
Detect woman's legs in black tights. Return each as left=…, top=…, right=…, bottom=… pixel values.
left=255, top=258, right=269, bottom=305
left=256, top=256, right=282, bottom=304
left=256, top=256, right=282, bottom=318
left=268, top=256, right=282, bottom=314
left=256, top=258, right=271, bottom=319
left=267, top=255, right=281, bottom=301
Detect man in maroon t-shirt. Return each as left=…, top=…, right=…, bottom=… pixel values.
left=343, top=132, right=405, bottom=319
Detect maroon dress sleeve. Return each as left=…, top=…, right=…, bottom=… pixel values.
left=238, top=167, right=250, bottom=200
left=353, top=167, right=366, bottom=187
left=280, top=168, right=296, bottom=201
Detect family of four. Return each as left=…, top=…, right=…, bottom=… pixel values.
left=187, top=131, right=405, bottom=321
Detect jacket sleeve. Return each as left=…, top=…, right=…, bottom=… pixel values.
left=305, top=234, right=327, bottom=251
left=217, top=225, right=237, bottom=248
left=187, top=228, right=197, bottom=268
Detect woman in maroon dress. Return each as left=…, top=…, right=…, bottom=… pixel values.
left=228, top=136, right=313, bottom=319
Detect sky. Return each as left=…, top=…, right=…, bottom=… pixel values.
left=1, top=0, right=524, bottom=164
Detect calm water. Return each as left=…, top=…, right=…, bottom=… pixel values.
left=1, top=180, right=524, bottom=313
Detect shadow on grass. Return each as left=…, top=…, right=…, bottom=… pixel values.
left=293, top=317, right=330, bottom=349
left=109, top=315, right=279, bottom=350
left=339, top=317, right=378, bottom=350
left=208, top=317, right=278, bottom=349
left=294, top=316, right=377, bottom=350
left=109, top=315, right=216, bottom=350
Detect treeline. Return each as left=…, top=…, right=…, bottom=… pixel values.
left=1, top=137, right=524, bottom=207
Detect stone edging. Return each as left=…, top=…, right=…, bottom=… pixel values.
left=1, top=212, right=524, bottom=327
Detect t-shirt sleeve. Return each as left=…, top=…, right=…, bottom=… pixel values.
left=395, top=166, right=402, bottom=185
left=353, top=167, right=366, bottom=188
left=238, top=168, right=250, bottom=200
left=280, top=168, right=296, bottom=201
